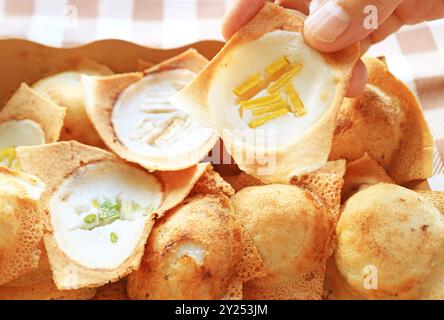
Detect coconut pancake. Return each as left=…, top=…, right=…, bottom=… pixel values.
left=0, top=83, right=65, bottom=169
left=172, top=3, right=359, bottom=183
left=15, top=141, right=214, bottom=289
left=0, top=248, right=96, bottom=300
left=230, top=161, right=345, bottom=299
left=92, top=279, right=128, bottom=300
left=330, top=56, right=434, bottom=184
left=82, top=49, right=217, bottom=171
left=127, top=167, right=265, bottom=300
left=342, top=154, right=394, bottom=202
left=32, top=57, right=113, bottom=147
left=325, top=184, right=444, bottom=300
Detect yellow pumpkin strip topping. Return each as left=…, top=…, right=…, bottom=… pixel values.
left=267, top=63, right=302, bottom=94
left=284, top=83, right=306, bottom=116
left=248, top=108, right=289, bottom=129
left=265, top=56, right=291, bottom=80
left=233, top=74, right=266, bottom=101
left=239, top=93, right=281, bottom=110
left=252, top=99, right=288, bottom=117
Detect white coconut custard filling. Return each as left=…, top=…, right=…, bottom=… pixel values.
left=49, top=161, right=163, bottom=269
left=208, top=30, right=335, bottom=147
left=111, top=69, right=214, bottom=159
left=0, top=119, right=46, bottom=169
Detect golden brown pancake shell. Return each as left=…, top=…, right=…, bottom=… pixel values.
left=330, top=56, right=434, bottom=184
left=32, top=57, right=113, bottom=147
left=327, top=184, right=444, bottom=299
left=128, top=194, right=244, bottom=300
left=231, top=184, right=332, bottom=299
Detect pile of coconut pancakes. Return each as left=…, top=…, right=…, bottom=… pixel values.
left=0, top=3, right=442, bottom=300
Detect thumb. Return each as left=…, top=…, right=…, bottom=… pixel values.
left=304, top=0, right=403, bottom=52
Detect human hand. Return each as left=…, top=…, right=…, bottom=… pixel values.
left=222, top=0, right=444, bottom=97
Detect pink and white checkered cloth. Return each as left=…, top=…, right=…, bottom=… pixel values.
left=0, top=0, right=443, bottom=188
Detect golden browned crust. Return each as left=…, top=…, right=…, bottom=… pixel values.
left=0, top=247, right=96, bottom=300
left=144, top=48, right=209, bottom=75
left=330, top=56, right=434, bottom=184
left=231, top=184, right=332, bottom=299
left=172, top=3, right=359, bottom=183
left=416, top=191, right=444, bottom=299
left=92, top=279, right=128, bottom=300
left=291, top=160, right=346, bottom=225
left=224, top=172, right=265, bottom=192
left=330, top=86, right=404, bottom=168
left=127, top=193, right=262, bottom=300
left=31, top=57, right=113, bottom=147
left=0, top=83, right=66, bottom=143
left=16, top=141, right=151, bottom=289
left=366, top=57, right=434, bottom=183
left=342, top=154, right=394, bottom=201
left=417, top=191, right=444, bottom=213
left=154, top=162, right=213, bottom=217
left=15, top=141, right=218, bottom=290
left=83, top=52, right=218, bottom=171
left=188, top=164, right=235, bottom=198
left=326, top=184, right=444, bottom=300
left=127, top=163, right=264, bottom=300
left=0, top=168, right=44, bottom=285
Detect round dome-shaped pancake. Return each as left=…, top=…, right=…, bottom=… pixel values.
left=127, top=194, right=243, bottom=300
left=231, top=184, right=331, bottom=299
left=330, top=56, right=434, bottom=184
left=32, top=57, right=113, bottom=147
left=335, top=184, right=444, bottom=299
left=331, top=84, right=404, bottom=168
left=341, top=154, right=394, bottom=202
left=0, top=248, right=96, bottom=300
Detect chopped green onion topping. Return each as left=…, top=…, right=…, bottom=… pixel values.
left=81, top=197, right=154, bottom=230
left=97, top=199, right=121, bottom=225
left=83, top=214, right=97, bottom=224
left=110, top=232, right=118, bottom=243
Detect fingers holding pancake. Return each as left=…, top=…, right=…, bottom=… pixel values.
left=173, top=3, right=359, bottom=183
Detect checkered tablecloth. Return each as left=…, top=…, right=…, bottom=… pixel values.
left=0, top=0, right=443, bottom=188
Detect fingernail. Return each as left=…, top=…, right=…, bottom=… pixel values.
left=305, top=1, right=350, bottom=43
